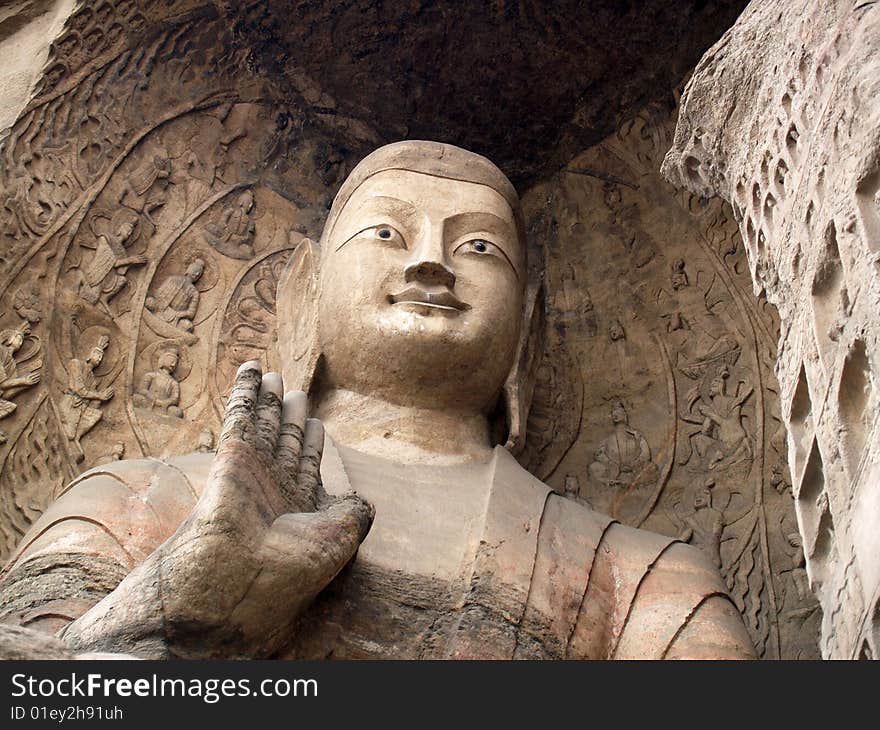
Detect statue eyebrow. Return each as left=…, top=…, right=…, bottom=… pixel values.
left=446, top=211, right=522, bottom=278
left=334, top=196, right=418, bottom=251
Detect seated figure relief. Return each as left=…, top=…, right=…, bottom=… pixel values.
left=131, top=345, right=184, bottom=418
left=144, top=258, right=205, bottom=334
left=0, top=142, right=754, bottom=660
left=588, top=399, right=658, bottom=492
left=204, top=190, right=256, bottom=260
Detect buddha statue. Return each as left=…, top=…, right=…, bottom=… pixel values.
left=0, top=141, right=754, bottom=660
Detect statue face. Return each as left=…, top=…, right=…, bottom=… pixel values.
left=317, top=169, right=524, bottom=410
left=611, top=402, right=627, bottom=424
left=7, top=333, right=24, bottom=351
left=117, top=221, right=134, bottom=241
left=88, top=348, right=104, bottom=367
left=159, top=350, right=178, bottom=371
left=187, top=260, right=205, bottom=281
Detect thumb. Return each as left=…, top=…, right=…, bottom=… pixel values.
left=263, top=494, right=374, bottom=592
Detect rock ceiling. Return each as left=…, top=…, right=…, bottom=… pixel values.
left=224, top=0, right=749, bottom=185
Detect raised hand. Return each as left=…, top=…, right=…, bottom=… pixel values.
left=63, top=361, right=374, bottom=659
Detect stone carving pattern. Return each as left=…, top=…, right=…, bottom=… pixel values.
left=522, top=99, right=818, bottom=658
left=663, top=0, right=880, bottom=658
left=0, top=0, right=817, bottom=660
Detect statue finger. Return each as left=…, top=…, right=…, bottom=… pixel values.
left=263, top=493, right=374, bottom=591
left=254, top=372, right=283, bottom=456
left=218, top=360, right=261, bottom=447
left=276, top=391, right=307, bottom=505
left=295, top=418, right=324, bottom=511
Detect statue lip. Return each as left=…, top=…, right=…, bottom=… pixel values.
left=388, top=286, right=470, bottom=312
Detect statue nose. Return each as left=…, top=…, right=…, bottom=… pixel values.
left=404, top=260, right=456, bottom=288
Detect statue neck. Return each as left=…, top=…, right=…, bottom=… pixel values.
left=314, top=387, right=495, bottom=466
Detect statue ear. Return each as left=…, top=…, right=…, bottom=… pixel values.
left=502, top=281, right=545, bottom=455
left=273, top=238, right=322, bottom=393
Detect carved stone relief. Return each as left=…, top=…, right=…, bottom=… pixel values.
left=0, top=0, right=814, bottom=658
left=663, top=0, right=880, bottom=659
left=521, top=101, right=819, bottom=658
left=0, top=3, right=372, bottom=558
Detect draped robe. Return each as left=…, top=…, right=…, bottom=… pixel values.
left=0, top=442, right=754, bottom=659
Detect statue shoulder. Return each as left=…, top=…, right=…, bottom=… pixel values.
left=1, top=453, right=210, bottom=630
left=546, top=503, right=755, bottom=659
left=62, top=452, right=213, bottom=501
left=598, top=522, right=754, bottom=659
left=7, top=454, right=209, bottom=571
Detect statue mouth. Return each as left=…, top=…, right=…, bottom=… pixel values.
left=388, top=286, right=470, bottom=312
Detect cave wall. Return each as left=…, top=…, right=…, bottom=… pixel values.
left=0, top=0, right=818, bottom=657
left=520, top=99, right=818, bottom=659
left=664, top=0, right=880, bottom=659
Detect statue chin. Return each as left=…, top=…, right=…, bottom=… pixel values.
left=319, top=318, right=516, bottom=411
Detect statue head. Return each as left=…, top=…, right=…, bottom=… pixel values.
left=197, top=428, right=215, bottom=452
left=709, top=367, right=729, bottom=397
left=275, top=141, right=544, bottom=453
left=158, top=347, right=179, bottom=373
left=608, top=319, right=625, bottom=341
left=111, top=209, right=139, bottom=244
left=186, top=258, right=205, bottom=283
left=237, top=190, right=255, bottom=213
left=610, top=400, right=628, bottom=425
left=694, top=488, right=712, bottom=509
left=0, top=321, right=29, bottom=352
left=87, top=335, right=110, bottom=368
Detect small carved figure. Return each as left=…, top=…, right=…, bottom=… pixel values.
left=608, top=319, right=626, bottom=342
left=677, top=480, right=725, bottom=570
left=95, top=442, right=125, bottom=466
left=145, top=259, right=205, bottom=333
left=0, top=322, right=41, bottom=444
left=204, top=190, right=256, bottom=259
left=77, top=209, right=147, bottom=313
left=671, top=258, right=689, bottom=290
left=118, top=155, right=172, bottom=226
left=132, top=346, right=184, bottom=418
left=682, top=367, right=753, bottom=470
left=59, top=335, right=114, bottom=463
left=588, top=400, right=657, bottom=490
left=196, top=428, right=215, bottom=453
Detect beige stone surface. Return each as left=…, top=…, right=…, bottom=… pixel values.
left=664, top=0, right=880, bottom=658
left=0, top=141, right=755, bottom=659
left=0, top=0, right=76, bottom=133
left=0, top=0, right=822, bottom=658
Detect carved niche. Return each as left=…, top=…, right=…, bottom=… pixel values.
left=0, top=0, right=816, bottom=660
left=520, top=100, right=819, bottom=659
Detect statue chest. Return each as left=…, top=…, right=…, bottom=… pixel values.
left=285, top=445, right=565, bottom=659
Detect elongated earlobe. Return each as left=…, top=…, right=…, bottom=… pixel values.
left=502, top=281, right=545, bottom=454
left=273, top=238, right=322, bottom=393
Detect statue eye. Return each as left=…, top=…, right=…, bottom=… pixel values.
left=455, top=238, right=499, bottom=257
left=370, top=225, right=404, bottom=246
